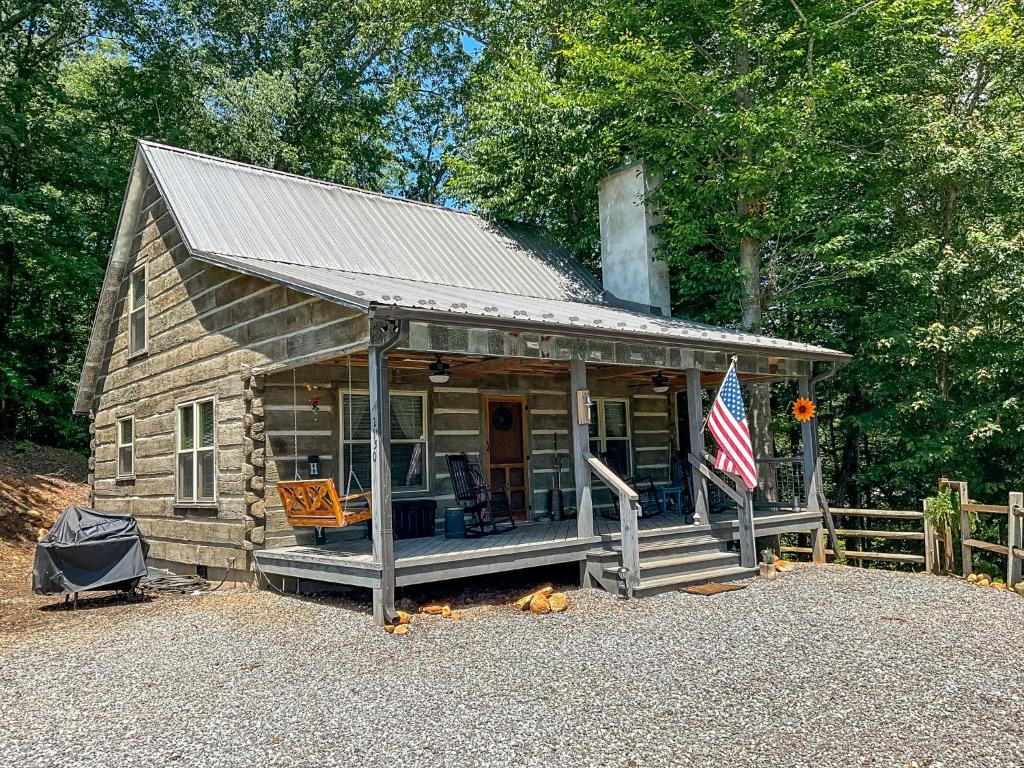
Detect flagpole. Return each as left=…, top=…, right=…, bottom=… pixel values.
left=701, top=356, right=739, bottom=431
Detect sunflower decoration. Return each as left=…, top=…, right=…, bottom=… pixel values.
left=792, top=397, right=816, bottom=422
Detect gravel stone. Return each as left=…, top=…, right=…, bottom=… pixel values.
left=2, top=565, right=1023, bottom=767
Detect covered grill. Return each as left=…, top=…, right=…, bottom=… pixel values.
left=33, top=506, right=149, bottom=597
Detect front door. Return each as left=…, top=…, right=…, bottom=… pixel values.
left=485, top=397, right=529, bottom=520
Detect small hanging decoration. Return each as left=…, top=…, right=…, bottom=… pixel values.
left=302, top=383, right=325, bottom=418
left=792, top=397, right=816, bottom=422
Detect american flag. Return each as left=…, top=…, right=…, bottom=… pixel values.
left=707, top=364, right=758, bottom=490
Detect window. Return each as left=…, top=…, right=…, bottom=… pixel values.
left=177, top=399, right=216, bottom=503
left=128, top=266, right=147, bottom=355
left=116, top=416, right=134, bottom=478
left=341, top=392, right=427, bottom=492
left=589, top=398, right=632, bottom=476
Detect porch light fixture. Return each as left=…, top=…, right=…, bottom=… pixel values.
left=651, top=371, right=670, bottom=394
left=428, top=354, right=451, bottom=384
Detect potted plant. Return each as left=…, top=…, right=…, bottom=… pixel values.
left=759, top=548, right=777, bottom=580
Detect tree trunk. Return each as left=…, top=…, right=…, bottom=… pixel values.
left=733, top=39, right=775, bottom=494
left=834, top=427, right=860, bottom=509
left=738, top=199, right=773, bottom=494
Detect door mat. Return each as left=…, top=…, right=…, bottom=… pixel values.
left=683, top=582, right=746, bottom=596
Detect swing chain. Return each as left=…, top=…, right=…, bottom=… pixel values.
left=292, top=368, right=300, bottom=480
left=344, top=355, right=365, bottom=498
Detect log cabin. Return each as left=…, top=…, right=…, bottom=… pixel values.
left=75, top=141, right=849, bottom=623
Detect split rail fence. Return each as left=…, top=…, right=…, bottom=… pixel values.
left=782, top=477, right=1023, bottom=588
left=937, top=478, right=1023, bottom=588
left=782, top=507, right=932, bottom=569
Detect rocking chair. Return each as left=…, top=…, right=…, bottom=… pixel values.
left=445, top=453, right=516, bottom=537
left=627, top=474, right=665, bottom=518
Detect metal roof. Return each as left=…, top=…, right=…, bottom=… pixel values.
left=199, top=252, right=849, bottom=361
left=140, top=141, right=604, bottom=303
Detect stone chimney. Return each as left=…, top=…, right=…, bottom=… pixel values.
left=597, top=161, right=671, bottom=316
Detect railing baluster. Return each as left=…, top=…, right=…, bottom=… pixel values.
left=753, top=456, right=808, bottom=510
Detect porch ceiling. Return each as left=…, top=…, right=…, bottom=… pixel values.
left=328, top=351, right=788, bottom=389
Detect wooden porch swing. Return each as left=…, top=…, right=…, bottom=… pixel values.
left=277, top=359, right=373, bottom=528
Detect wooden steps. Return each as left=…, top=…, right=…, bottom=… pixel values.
left=617, top=549, right=740, bottom=581
left=588, top=523, right=753, bottom=596
left=632, top=565, right=757, bottom=596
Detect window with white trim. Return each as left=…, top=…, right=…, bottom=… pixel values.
left=589, top=398, right=632, bottom=477
left=116, top=416, right=134, bottom=478
left=128, top=266, right=147, bottom=355
left=341, top=392, right=427, bottom=492
left=177, top=399, right=216, bottom=503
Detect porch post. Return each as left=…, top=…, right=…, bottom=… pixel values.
left=798, top=376, right=819, bottom=515
left=685, top=368, right=709, bottom=523
left=369, top=328, right=397, bottom=625
left=570, top=358, right=594, bottom=548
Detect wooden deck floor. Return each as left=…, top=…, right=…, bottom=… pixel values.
left=254, top=518, right=600, bottom=589
left=253, top=508, right=821, bottom=590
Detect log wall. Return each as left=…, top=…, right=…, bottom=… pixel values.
left=88, top=180, right=367, bottom=579
left=88, top=181, right=674, bottom=571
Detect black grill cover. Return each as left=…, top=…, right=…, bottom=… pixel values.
left=32, top=506, right=150, bottom=596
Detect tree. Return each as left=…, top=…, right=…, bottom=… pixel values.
left=450, top=0, right=1024, bottom=506
left=0, top=0, right=475, bottom=447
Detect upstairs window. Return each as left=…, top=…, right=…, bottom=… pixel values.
left=117, top=416, right=134, bottom=478
left=128, top=266, right=147, bottom=355
left=177, top=399, right=216, bottom=503
left=589, top=398, right=632, bottom=477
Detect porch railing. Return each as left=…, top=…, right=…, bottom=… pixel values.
left=706, top=457, right=807, bottom=512
left=754, top=457, right=807, bottom=510
left=586, top=454, right=641, bottom=596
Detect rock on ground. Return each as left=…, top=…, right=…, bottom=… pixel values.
left=1, top=565, right=1023, bottom=768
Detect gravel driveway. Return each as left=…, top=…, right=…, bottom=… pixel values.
left=2, top=565, right=1022, bottom=768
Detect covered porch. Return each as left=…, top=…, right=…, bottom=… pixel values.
left=251, top=314, right=843, bottom=622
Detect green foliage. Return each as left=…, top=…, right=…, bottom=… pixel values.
left=0, top=0, right=469, bottom=449
left=923, top=489, right=960, bottom=534
left=450, top=0, right=1024, bottom=508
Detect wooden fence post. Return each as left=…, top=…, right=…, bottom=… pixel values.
left=923, top=498, right=936, bottom=575
left=954, top=480, right=972, bottom=577
left=811, top=527, right=826, bottom=564
left=1008, top=491, right=1023, bottom=588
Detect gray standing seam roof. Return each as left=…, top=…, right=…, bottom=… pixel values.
left=201, top=252, right=848, bottom=360
left=140, top=142, right=846, bottom=361
left=140, top=141, right=604, bottom=304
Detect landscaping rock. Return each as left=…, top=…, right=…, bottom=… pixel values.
left=529, top=592, right=551, bottom=615
left=3, top=567, right=1024, bottom=767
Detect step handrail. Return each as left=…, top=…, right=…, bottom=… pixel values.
left=586, top=454, right=641, bottom=596
left=687, top=452, right=757, bottom=568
